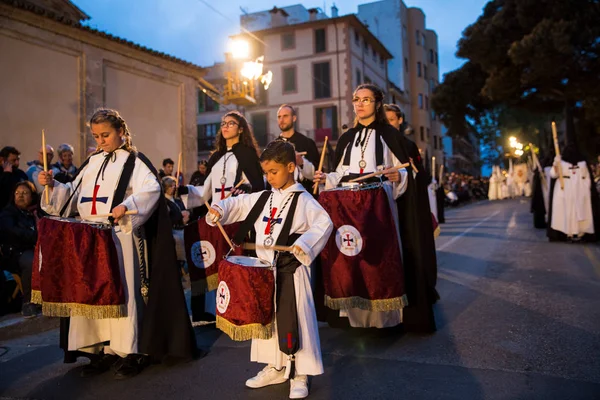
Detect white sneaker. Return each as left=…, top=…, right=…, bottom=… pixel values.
left=289, top=375, right=309, bottom=399
left=245, top=365, right=287, bottom=389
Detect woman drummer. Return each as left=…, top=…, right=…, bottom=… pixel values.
left=313, top=84, right=410, bottom=328
left=38, top=108, right=196, bottom=378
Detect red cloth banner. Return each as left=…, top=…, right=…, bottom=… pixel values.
left=318, top=186, right=407, bottom=311
left=31, top=217, right=125, bottom=319
left=215, top=257, right=274, bottom=341
left=184, top=218, right=242, bottom=292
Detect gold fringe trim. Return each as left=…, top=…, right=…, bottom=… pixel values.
left=206, top=273, right=219, bottom=292
left=216, top=315, right=273, bottom=341
left=325, top=294, right=408, bottom=312
left=190, top=273, right=219, bottom=295
left=31, top=290, right=42, bottom=305
left=30, top=290, right=126, bottom=319
left=434, top=225, right=441, bottom=239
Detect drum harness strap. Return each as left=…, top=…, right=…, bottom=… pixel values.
left=232, top=189, right=303, bottom=379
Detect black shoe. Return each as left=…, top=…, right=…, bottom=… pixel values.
left=80, top=353, right=119, bottom=377
left=21, top=302, right=40, bottom=319
left=113, top=354, right=150, bottom=380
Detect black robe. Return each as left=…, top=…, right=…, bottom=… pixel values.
left=531, top=169, right=547, bottom=229
left=60, top=151, right=198, bottom=364
left=332, top=122, right=438, bottom=333
left=278, top=131, right=320, bottom=194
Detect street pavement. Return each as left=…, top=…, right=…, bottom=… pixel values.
left=1, top=199, right=599, bottom=400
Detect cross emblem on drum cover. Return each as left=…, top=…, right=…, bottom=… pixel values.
left=80, top=184, right=109, bottom=215
left=343, top=234, right=354, bottom=247
left=263, top=208, right=282, bottom=234
left=219, top=286, right=226, bottom=304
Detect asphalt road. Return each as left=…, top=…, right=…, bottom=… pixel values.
left=1, top=199, right=600, bottom=400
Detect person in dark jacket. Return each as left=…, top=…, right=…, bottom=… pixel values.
left=0, top=181, right=42, bottom=317
left=0, top=146, right=28, bottom=209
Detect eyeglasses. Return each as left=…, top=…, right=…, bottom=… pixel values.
left=352, top=97, right=376, bottom=105
left=220, top=121, right=239, bottom=128
left=14, top=191, right=31, bottom=196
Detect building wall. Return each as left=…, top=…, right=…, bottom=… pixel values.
left=357, top=0, right=405, bottom=90
left=0, top=4, right=201, bottom=180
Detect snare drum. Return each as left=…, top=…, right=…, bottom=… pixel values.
left=318, top=184, right=407, bottom=312
left=31, top=216, right=126, bottom=319
left=215, top=255, right=274, bottom=341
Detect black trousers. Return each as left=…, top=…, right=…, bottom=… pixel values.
left=18, top=249, right=33, bottom=303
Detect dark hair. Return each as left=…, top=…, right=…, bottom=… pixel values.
left=163, top=158, right=175, bottom=167
left=198, top=160, right=208, bottom=166
left=213, top=111, right=260, bottom=156
left=260, top=140, right=296, bottom=166
left=278, top=104, right=296, bottom=117
left=383, top=104, right=405, bottom=120
left=352, top=84, right=389, bottom=127
left=0, top=146, right=20, bottom=159
left=11, top=181, right=38, bottom=207
left=89, top=109, right=135, bottom=152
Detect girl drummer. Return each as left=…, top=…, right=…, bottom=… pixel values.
left=207, top=140, right=333, bottom=399
left=38, top=108, right=196, bottom=378
left=178, top=110, right=265, bottom=323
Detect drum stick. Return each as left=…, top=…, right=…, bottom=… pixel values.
left=529, top=143, right=547, bottom=190
left=439, top=164, right=444, bottom=183
left=313, top=136, right=328, bottom=195
left=205, top=201, right=235, bottom=250
left=242, top=242, right=293, bottom=252
left=409, top=157, right=419, bottom=174
left=224, top=178, right=247, bottom=199
left=175, top=152, right=182, bottom=190
left=348, top=163, right=410, bottom=183
left=551, top=122, right=564, bottom=190
left=89, top=210, right=139, bottom=218
left=42, top=129, right=49, bottom=204
left=431, top=156, right=436, bottom=183
left=296, top=152, right=307, bottom=156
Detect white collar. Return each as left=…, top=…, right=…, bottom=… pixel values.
left=272, top=182, right=304, bottom=195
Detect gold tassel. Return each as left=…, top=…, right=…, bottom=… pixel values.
left=434, top=225, right=441, bottom=239
left=216, top=315, right=273, bottom=341
left=324, top=294, right=408, bottom=312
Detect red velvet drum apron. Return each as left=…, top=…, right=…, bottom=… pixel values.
left=31, top=216, right=125, bottom=319
left=215, top=256, right=275, bottom=341
left=318, top=184, right=408, bottom=311
left=184, top=218, right=243, bottom=292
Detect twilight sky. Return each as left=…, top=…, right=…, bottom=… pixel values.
left=72, top=0, right=489, bottom=79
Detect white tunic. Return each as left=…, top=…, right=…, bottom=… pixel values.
left=488, top=174, right=499, bottom=201
left=42, top=149, right=161, bottom=355
left=542, top=166, right=552, bottom=217
left=428, top=181, right=438, bottom=220
left=550, top=158, right=595, bottom=236
left=183, top=151, right=250, bottom=208
left=210, top=183, right=333, bottom=376
left=322, top=128, right=408, bottom=328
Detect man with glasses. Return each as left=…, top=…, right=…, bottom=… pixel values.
left=0, top=146, right=28, bottom=209
left=26, top=145, right=55, bottom=194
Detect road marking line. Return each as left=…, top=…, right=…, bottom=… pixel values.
left=437, top=211, right=501, bottom=251
left=583, top=246, right=600, bottom=278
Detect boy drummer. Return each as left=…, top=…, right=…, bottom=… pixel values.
left=207, top=140, right=333, bottom=399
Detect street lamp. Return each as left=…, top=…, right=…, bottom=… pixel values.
left=223, top=39, right=273, bottom=105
